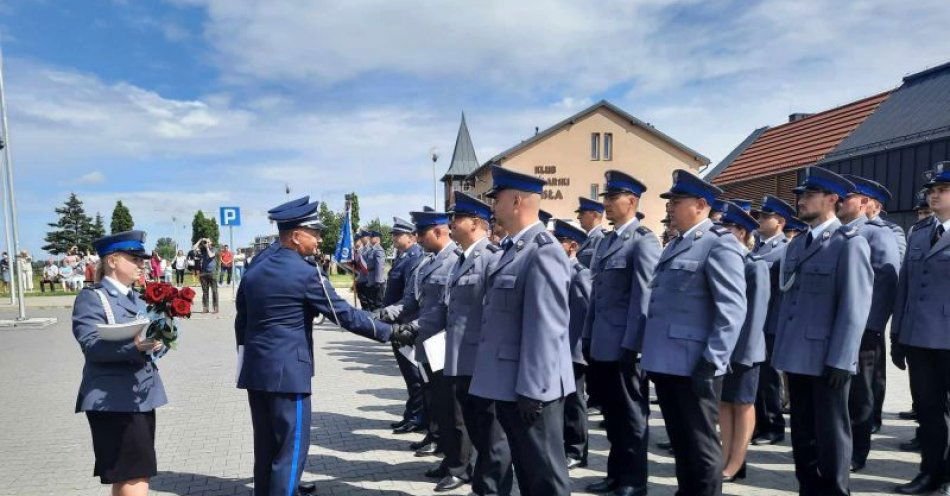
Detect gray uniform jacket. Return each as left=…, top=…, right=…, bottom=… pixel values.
left=640, top=219, right=748, bottom=377
left=752, top=233, right=789, bottom=336
left=469, top=223, right=576, bottom=402
left=397, top=243, right=458, bottom=363
left=773, top=220, right=873, bottom=376
left=366, top=244, right=387, bottom=284
left=355, top=247, right=368, bottom=283
left=568, top=259, right=592, bottom=365
left=877, top=216, right=907, bottom=260
left=732, top=252, right=769, bottom=367
left=577, top=226, right=605, bottom=268
left=852, top=216, right=901, bottom=333
left=73, top=279, right=167, bottom=413
left=582, top=219, right=661, bottom=360
left=892, top=217, right=950, bottom=350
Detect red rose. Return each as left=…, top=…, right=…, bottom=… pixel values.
left=170, top=298, right=192, bottom=318
left=166, top=286, right=179, bottom=301
left=179, top=287, right=196, bottom=302
left=143, top=283, right=165, bottom=304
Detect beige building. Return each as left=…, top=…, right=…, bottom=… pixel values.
left=461, top=100, right=709, bottom=233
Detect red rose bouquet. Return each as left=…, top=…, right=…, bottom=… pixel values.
left=140, top=282, right=194, bottom=350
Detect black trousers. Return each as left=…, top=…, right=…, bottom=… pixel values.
left=174, top=269, right=185, bottom=286
left=872, top=335, right=886, bottom=427
left=787, top=373, right=851, bottom=496
left=247, top=390, right=311, bottom=496
left=906, top=346, right=950, bottom=479
left=199, top=272, right=218, bottom=311
left=849, top=331, right=881, bottom=465
left=455, top=376, right=513, bottom=496
left=365, top=284, right=384, bottom=310
left=564, top=362, right=589, bottom=464
left=590, top=359, right=649, bottom=487
left=391, top=342, right=425, bottom=425
left=355, top=281, right=369, bottom=309
left=420, top=363, right=440, bottom=448
left=495, top=398, right=570, bottom=496
left=650, top=373, right=723, bottom=496
left=431, top=371, right=472, bottom=478
left=755, top=334, right=786, bottom=436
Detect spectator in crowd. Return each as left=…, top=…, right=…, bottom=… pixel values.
left=63, top=246, right=80, bottom=270
left=232, top=250, right=246, bottom=282
left=0, top=252, right=10, bottom=292
left=17, top=250, right=34, bottom=292
left=186, top=248, right=198, bottom=277
left=71, top=258, right=87, bottom=290
left=41, top=259, right=59, bottom=293
left=172, top=250, right=187, bottom=286
left=218, top=244, right=233, bottom=286
left=149, top=252, right=162, bottom=282
left=161, top=257, right=172, bottom=282
left=83, top=252, right=98, bottom=286
left=59, top=262, right=75, bottom=292
left=194, top=238, right=218, bottom=313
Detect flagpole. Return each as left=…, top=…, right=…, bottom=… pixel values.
left=0, top=39, right=25, bottom=319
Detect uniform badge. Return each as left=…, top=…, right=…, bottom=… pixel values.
left=474, top=251, right=481, bottom=258
left=516, top=239, right=525, bottom=250
left=771, top=240, right=778, bottom=247
left=695, top=230, right=704, bottom=238
left=621, top=232, right=630, bottom=240
left=823, top=231, right=831, bottom=239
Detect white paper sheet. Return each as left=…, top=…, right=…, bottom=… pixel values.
left=422, top=331, right=447, bottom=372
left=96, top=319, right=149, bottom=342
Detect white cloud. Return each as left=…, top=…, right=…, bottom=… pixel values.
left=75, top=171, right=106, bottom=185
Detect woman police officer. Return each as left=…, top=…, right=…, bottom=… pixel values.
left=72, top=230, right=167, bottom=496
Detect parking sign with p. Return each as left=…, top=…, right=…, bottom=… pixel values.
left=220, top=206, right=241, bottom=226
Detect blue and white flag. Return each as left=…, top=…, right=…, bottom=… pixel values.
left=333, top=205, right=354, bottom=263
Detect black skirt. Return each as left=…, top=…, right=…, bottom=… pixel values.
left=85, top=410, right=157, bottom=484
left=721, top=364, right=760, bottom=405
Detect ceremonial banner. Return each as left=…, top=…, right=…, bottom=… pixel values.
left=334, top=204, right=354, bottom=263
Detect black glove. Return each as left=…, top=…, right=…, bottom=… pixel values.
left=516, top=395, right=543, bottom=424
left=824, top=367, right=851, bottom=389
left=891, top=337, right=907, bottom=371
left=690, top=359, right=718, bottom=398
left=390, top=324, right=417, bottom=346
left=620, top=349, right=638, bottom=370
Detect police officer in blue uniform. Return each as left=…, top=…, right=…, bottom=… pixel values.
left=235, top=198, right=397, bottom=496
left=74, top=230, right=167, bottom=494
left=838, top=174, right=901, bottom=472
left=354, top=230, right=372, bottom=308
left=641, top=170, right=747, bottom=496
left=783, top=216, right=808, bottom=239
left=718, top=202, right=769, bottom=482
left=383, top=217, right=427, bottom=435
left=245, top=196, right=311, bottom=273
left=772, top=167, right=872, bottom=496
left=552, top=219, right=592, bottom=471
left=575, top=197, right=606, bottom=268
left=364, top=231, right=387, bottom=310
left=750, top=195, right=794, bottom=446
left=469, top=166, right=576, bottom=496
left=582, top=170, right=660, bottom=496
left=891, top=161, right=950, bottom=496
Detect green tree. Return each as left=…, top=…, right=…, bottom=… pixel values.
left=365, top=217, right=393, bottom=253
left=318, top=201, right=343, bottom=256
left=154, top=237, right=176, bottom=260
left=110, top=200, right=134, bottom=233
left=43, top=192, right=93, bottom=255
left=191, top=211, right=220, bottom=245
left=346, top=192, right=360, bottom=231
left=89, top=212, right=106, bottom=242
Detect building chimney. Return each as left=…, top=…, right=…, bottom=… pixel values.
left=788, top=113, right=814, bottom=123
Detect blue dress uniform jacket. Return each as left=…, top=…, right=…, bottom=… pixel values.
left=568, top=259, right=592, bottom=365
left=892, top=219, right=950, bottom=350
left=853, top=216, right=901, bottom=332
left=752, top=234, right=789, bottom=336
left=470, top=223, right=577, bottom=402
left=73, top=280, right=168, bottom=413
left=732, top=253, right=769, bottom=367
left=641, top=219, right=748, bottom=376
left=878, top=217, right=907, bottom=260
left=355, top=247, right=368, bottom=284
left=397, top=242, right=459, bottom=363
left=582, top=221, right=660, bottom=360
left=577, top=226, right=605, bottom=268
left=367, top=244, right=387, bottom=284
left=773, top=220, right=873, bottom=376
left=235, top=247, right=392, bottom=393
left=383, top=243, right=424, bottom=306
left=441, top=238, right=498, bottom=377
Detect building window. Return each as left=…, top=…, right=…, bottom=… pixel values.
left=590, top=184, right=599, bottom=198
left=603, top=133, right=613, bottom=161
left=590, top=133, right=600, bottom=160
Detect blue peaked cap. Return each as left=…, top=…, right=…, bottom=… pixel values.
left=539, top=209, right=553, bottom=224
left=410, top=211, right=450, bottom=231
left=449, top=192, right=492, bottom=221
left=392, top=216, right=415, bottom=234
left=710, top=198, right=726, bottom=213
left=792, top=167, right=854, bottom=198
left=94, top=230, right=149, bottom=258
left=720, top=201, right=760, bottom=233
left=924, top=161, right=950, bottom=188
left=267, top=195, right=309, bottom=215
left=760, top=195, right=796, bottom=221
left=844, top=175, right=892, bottom=204
left=784, top=217, right=808, bottom=233
left=575, top=197, right=604, bottom=213
left=729, top=199, right=754, bottom=213
left=487, top=165, right=546, bottom=197
left=601, top=170, right=646, bottom=197
left=659, top=169, right=723, bottom=205
left=269, top=198, right=323, bottom=231
left=553, top=219, right=587, bottom=244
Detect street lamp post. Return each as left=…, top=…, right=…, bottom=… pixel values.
left=430, top=147, right=439, bottom=210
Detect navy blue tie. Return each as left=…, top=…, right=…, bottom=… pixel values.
left=502, top=238, right=514, bottom=251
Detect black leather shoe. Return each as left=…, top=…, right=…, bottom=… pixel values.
left=870, top=422, right=882, bottom=434
left=899, top=437, right=921, bottom=452
left=409, top=435, right=433, bottom=451
left=435, top=475, right=468, bottom=492
left=751, top=432, right=784, bottom=445
left=425, top=465, right=447, bottom=478
left=850, top=459, right=866, bottom=473
left=723, top=462, right=747, bottom=483
left=393, top=422, right=424, bottom=434
left=613, top=485, right=647, bottom=496
left=895, top=473, right=941, bottom=494
left=415, top=443, right=440, bottom=457
left=598, top=419, right=607, bottom=429
left=390, top=419, right=408, bottom=429
left=586, top=477, right=618, bottom=493
left=899, top=409, right=918, bottom=420
left=567, top=457, right=586, bottom=470
left=656, top=441, right=672, bottom=450
left=298, top=481, right=317, bottom=494
left=936, top=482, right=950, bottom=496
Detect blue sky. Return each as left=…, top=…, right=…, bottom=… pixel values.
left=2, top=0, right=949, bottom=256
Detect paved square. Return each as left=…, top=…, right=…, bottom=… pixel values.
left=0, top=299, right=920, bottom=495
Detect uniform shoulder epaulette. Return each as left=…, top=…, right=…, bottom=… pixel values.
left=535, top=231, right=554, bottom=246
left=636, top=225, right=652, bottom=235
left=837, top=225, right=859, bottom=238
left=485, top=244, right=501, bottom=253
left=912, top=216, right=934, bottom=229
left=866, top=217, right=886, bottom=227
left=710, top=225, right=730, bottom=236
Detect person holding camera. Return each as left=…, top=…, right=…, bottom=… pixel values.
left=194, top=238, right=219, bottom=313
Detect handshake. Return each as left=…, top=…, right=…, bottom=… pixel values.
left=371, top=307, right=416, bottom=346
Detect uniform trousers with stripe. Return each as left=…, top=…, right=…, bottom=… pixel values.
left=247, top=390, right=311, bottom=496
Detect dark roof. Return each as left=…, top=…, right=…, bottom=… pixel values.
left=702, top=127, right=768, bottom=181
left=823, top=61, right=950, bottom=161
left=441, top=112, right=480, bottom=180
left=712, top=91, right=890, bottom=185
left=467, top=100, right=709, bottom=180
